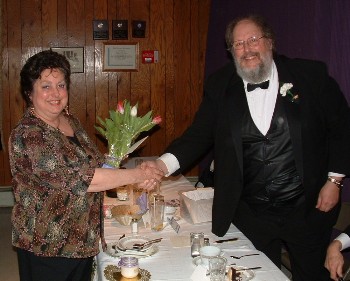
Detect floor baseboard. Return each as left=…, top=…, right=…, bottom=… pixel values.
left=0, top=187, right=14, bottom=207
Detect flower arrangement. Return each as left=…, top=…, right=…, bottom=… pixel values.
left=95, top=100, right=162, bottom=167
left=280, top=83, right=299, bottom=103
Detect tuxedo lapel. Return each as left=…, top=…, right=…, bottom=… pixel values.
left=276, top=59, right=304, bottom=179
left=225, top=77, right=248, bottom=175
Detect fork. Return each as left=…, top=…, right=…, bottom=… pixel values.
left=230, top=253, right=260, bottom=259
left=132, top=238, right=162, bottom=249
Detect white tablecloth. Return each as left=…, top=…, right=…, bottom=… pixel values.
left=94, top=174, right=290, bottom=281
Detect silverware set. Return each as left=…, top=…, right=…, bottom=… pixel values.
left=132, top=238, right=163, bottom=249
left=230, top=253, right=260, bottom=259
left=214, top=237, right=239, bottom=243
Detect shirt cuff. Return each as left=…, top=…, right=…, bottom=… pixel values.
left=158, top=153, right=180, bottom=177
left=328, top=172, right=346, bottom=178
left=335, top=233, right=350, bottom=251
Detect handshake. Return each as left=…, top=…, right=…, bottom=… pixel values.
left=136, top=159, right=169, bottom=190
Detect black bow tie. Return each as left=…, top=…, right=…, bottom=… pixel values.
left=247, top=80, right=270, bottom=92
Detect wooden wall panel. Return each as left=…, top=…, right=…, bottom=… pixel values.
left=42, top=0, right=58, bottom=48
left=83, top=0, right=96, bottom=143
left=67, top=0, right=88, bottom=125
left=0, top=0, right=9, bottom=184
left=173, top=0, right=191, bottom=137
left=164, top=1, right=175, bottom=147
left=0, top=0, right=211, bottom=186
left=149, top=0, right=166, bottom=156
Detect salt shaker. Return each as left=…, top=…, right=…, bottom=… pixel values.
left=131, top=218, right=138, bottom=235
left=190, top=232, right=204, bottom=257
left=204, top=237, right=210, bottom=246
left=118, top=257, right=139, bottom=278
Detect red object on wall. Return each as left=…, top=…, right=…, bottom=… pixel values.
left=142, top=50, right=159, bottom=63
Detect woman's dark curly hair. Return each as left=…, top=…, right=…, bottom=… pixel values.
left=20, top=50, right=71, bottom=106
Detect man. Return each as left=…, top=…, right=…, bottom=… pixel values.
left=142, top=15, right=350, bottom=280
left=325, top=225, right=350, bottom=281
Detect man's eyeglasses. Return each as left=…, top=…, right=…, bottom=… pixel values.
left=231, top=36, right=265, bottom=50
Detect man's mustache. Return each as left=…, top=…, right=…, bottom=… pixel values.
left=240, top=52, right=260, bottom=60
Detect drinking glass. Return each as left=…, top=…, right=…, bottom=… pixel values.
left=150, top=194, right=164, bottom=231
left=190, top=232, right=204, bottom=257
left=209, top=256, right=227, bottom=281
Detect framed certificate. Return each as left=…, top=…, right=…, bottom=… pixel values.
left=103, top=43, right=139, bottom=72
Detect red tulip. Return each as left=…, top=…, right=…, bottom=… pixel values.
left=152, top=115, right=162, bottom=124
left=117, top=101, right=124, bottom=114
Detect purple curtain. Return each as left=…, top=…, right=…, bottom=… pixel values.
left=205, top=0, right=350, bottom=103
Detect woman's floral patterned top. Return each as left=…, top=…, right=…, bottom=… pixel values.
left=9, top=109, right=104, bottom=258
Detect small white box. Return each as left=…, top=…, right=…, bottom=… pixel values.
left=179, top=188, right=214, bottom=224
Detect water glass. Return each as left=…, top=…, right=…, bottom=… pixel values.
left=209, top=256, right=227, bottom=281
left=150, top=194, right=165, bottom=231
left=190, top=232, right=204, bottom=257
left=199, top=245, right=221, bottom=266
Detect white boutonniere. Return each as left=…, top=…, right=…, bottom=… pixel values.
left=280, top=83, right=299, bottom=103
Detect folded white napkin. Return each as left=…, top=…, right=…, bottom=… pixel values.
left=183, top=188, right=214, bottom=201
left=191, top=264, right=210, bottom=281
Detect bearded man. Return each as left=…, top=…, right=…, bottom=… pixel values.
left=142, top=15, right=350, bottom=281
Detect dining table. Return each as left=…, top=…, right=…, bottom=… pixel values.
left=93, top=158, right=291, bottom=281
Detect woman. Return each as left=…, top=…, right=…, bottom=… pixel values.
left=9, top=50, right=163, bottom=281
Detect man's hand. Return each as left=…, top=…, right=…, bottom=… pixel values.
left=140, top=160, right=169, bottom=175
left=325, top=240, right=344, bottom=280
left=315, top=180, right=340, bottom=212
left=136, top=160, right=167, bottom=190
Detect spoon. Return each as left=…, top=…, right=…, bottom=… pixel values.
left=132, top=238, right=163, bottom=249
left=230, top=253, right=260, bottom=259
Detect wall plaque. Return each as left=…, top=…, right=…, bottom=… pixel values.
left=132, top=20, right=146, bottom=38
left=93, top=20, right=109, bottom=40
left=112, top=20, right=128, bottom=40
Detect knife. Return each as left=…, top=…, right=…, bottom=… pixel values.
left=214, top=237, right=238, bottom=243
left=236, top=266, right=262, bottom=271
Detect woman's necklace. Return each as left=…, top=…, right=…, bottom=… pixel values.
left=31, top=108, right=65, bottom=134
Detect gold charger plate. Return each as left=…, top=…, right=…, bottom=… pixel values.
left=104, top=265, right=151, bottom=281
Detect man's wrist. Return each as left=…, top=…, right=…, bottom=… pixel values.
left=327, top=176, right=344, bottom=189
left=158, top=153, right=180, bottom=176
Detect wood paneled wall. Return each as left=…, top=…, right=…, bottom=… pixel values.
left=0, top=0, right=211, bottom=186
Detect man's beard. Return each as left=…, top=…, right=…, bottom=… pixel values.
left=233, top=52, right=273, bottom=83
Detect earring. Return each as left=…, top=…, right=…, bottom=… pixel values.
left=30, top=107, right=35, bottom=115
left=64, top=105, right=69, bottom=115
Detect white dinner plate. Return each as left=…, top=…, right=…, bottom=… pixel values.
left=227, top=266, right=255, bottom=281
left=117, top=236, right=152, bottom=251
left=106, top=243, right=159, bottom=258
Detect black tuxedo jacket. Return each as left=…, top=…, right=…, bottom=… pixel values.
left=345, top=225, right=350, bottom=237
left=166, top=55, right=350, bottom=236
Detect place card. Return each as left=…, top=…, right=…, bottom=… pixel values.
left=168, top=217, right=180, bottom=233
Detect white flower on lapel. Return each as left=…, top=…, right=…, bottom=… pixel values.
left=280, top=83, right=293, bottom=96
left=280, top=83, right=299, bottom=103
